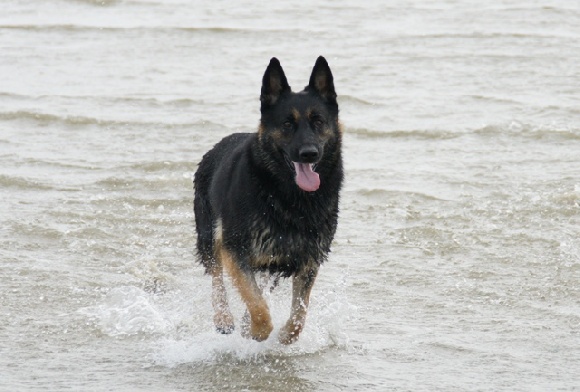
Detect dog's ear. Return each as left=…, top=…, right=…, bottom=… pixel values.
left=307, top=56, right=337, bottom=104
left=261, top=58, right=291, bottom=109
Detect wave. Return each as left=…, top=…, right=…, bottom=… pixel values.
left=348, top=127, right=461, bottom=140
left=15, top=158, right=98, bottom=172
left=347, top=121, right=580, bottom=141
left=0, top=24, right=287, bottom=34
left=69, top=0, right=120, bottom=6
left=0, top=110, right=130, bottom=127
left=357, top=188, right=448, bottom=202
left=474, top=121, right=580, bottom=140
left=338, top=95, right=376, bottom=107
left=8, top=220, right=64, bottom=240
left=395, top=30, right=580, bottom=40
left=128, top=161, right=194, bottom=173
left=0, top=92, right=204, bottom=107
left=465, top=94, right=523, bottom=106
left=0, top=110, right=224, bottom=129
left=0, top=174, right=53, bottom=190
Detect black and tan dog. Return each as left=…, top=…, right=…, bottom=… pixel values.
left=193, top=56, right=343, bottom=344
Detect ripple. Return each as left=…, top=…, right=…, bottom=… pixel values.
left=0, top=174, right=53, bottom=190
left=348, top=127, right=461, bottom=140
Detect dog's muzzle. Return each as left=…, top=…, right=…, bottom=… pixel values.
left=298, top=145, right=320, bottom=163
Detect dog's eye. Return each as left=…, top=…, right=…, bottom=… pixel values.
left=312, top=118, right=324, bottom=128
left=282, top=121, right=293, bottom=131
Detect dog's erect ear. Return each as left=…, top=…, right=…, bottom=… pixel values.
left=261, top=58, right=291, bottom=109
left=307, top=56, right=337, bottom=104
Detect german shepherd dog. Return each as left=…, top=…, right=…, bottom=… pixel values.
left=193, top=56, right=343, bottom=344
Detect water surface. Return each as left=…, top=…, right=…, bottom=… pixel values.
left=1, top=1, right=579, bottom=391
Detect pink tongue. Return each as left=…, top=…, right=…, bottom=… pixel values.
left=293, top=162, right=320, bottom=192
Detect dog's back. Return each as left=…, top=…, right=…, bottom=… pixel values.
left=193, top=133, right=253, bottom=273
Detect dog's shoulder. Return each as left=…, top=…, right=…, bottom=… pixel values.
left=204, top=132, right=254, bottom=163
left=196, top=132, right=253, bottom=177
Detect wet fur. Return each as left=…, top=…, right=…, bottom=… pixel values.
left=193, top=56, right=343, bottom=344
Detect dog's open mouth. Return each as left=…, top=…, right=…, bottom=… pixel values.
left=292, top=162, right=320, bottom=192
left=281, top=152, right=320, bottom=192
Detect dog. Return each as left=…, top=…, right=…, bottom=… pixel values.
left=193, top=56, right=343, bottom=344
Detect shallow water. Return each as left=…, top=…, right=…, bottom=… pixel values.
left=1, top=1, right=579, bottom=391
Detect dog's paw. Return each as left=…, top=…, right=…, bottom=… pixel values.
left=251, top=317, right=273, bottom=342
left=278, top=320, right=302, bottom=345
left=241, top=312, right=273, bottom=342
left=214, top=312, right=235, bottom=335
left=215, top=324, right=235, bottom=334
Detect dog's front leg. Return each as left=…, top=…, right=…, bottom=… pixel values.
left=240, top=272, right=280, bottom=337
left=220, top=250, right=273, bottom=341
left=279, top=264, right=319, bottom=345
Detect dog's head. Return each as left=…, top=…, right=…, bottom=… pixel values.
left=258, top=56, right=340, bottom=192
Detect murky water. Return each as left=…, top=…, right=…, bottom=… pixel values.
left=1, top=1, right=579, bottom=391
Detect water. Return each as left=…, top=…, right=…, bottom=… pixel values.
left=1, top=1, right=579, bottom=390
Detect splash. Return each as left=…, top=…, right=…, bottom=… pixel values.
left=80, top=286, right=172, bottom=337
left=78, top=276, right=355, bottom=366
left=152, top=284, right=355, bottom=367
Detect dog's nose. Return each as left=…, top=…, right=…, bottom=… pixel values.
left=298, top=145, right=320, bottom=162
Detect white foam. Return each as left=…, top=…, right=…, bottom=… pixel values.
left=154, top=326, right=337, bottom=367
left=78, top=276, right=355, bottom=365
left=80, top=286, right=172, bottom=336
left=152, top=286, right=355, bottom=367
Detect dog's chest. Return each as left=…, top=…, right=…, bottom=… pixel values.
left=248, top=212, right=323, bottom=268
